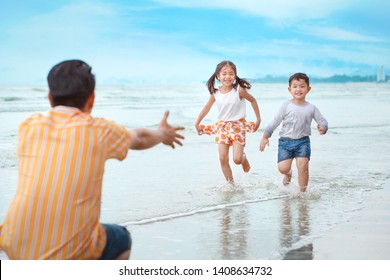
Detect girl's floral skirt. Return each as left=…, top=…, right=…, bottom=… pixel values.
left=199, top=118, right=255, bottom=146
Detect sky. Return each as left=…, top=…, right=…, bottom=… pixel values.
left=0, top=0, right=389, bottom=84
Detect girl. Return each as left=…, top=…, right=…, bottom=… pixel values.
left=195, top=61, right=261, bottom=182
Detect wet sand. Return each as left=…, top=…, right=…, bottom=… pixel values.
left=312, top=180, right=390, bottom=260
left=281, top=180, right=390, bottom=260
left=1, top=181, right=389, bottom=260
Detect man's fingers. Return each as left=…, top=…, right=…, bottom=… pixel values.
left=174, top=126, right=185, bottom=131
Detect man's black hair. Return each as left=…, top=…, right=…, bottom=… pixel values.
left=47, top=60, right=95, bottom=109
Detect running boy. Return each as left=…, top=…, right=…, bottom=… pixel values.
left=0, top=60, right=184, bottom=259
left=259, top=73, right=328, bottom=192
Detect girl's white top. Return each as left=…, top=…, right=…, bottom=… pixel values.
left=214, top=86, right=246, bottom=121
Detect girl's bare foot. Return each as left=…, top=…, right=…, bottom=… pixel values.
left=283, top=170, right=292, bottom=186
left=242, top=153, right=251, bottom=173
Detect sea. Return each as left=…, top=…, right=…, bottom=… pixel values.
left=0, top=82, right=389, bottom=260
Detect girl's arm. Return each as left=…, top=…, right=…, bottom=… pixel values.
left=239, top=87, right=261, bottom=131
left=194, top=95, right=215, bottom=134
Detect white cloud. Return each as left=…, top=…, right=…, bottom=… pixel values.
left=152, top=0, right=356, bottom=21
left=90, top=39, right=218, bottom=84
left=0, top=0, right=388, bottom=84
left=8, top=2, right=119, bottom=45
left=0, top=2, right=125, bottom=83
left=300, top=26, right=384, bottom=42
left=0, top=1, right=218, bottom=84
left=202, top=38, right=390, bottom=77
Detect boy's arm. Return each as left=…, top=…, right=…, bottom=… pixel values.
left=317, top=124, right=327, bottom=135
left=130, top=111, right=184, bottom=150
left=259, top=133, right=270, bottom=152
left=195, top=95, right=215, bottom=134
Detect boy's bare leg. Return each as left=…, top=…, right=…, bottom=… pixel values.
left=296, top=157, right=309, bottom=192
left=219, top=144, right=234, bottom=182
left=283, top=170, right=292, bottom=185
left=278, top=159, right=293, bottom=186
left=232, top=142, right=250, bottom=172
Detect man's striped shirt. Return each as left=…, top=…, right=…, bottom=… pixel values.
left=0, top=106, right=132, bottom=259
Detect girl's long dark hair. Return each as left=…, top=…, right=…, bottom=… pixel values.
left=206, top=60, right=251, bottom=94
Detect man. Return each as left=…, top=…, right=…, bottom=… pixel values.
left=0, top=60, right=184, bottom=259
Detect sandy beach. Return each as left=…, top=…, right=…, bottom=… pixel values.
left=125, top=182, right=390, bottom=260
left=312, top=180, right=390, bottom=260
left=1, top=180, right=389, bottom=260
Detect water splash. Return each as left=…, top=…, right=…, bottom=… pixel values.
left=121, top=193, right=289, bottom=226
left=277, top=181, right=322, bottom=200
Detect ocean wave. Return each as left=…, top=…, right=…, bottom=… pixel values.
left=330, top=123, right=390, bottom=130
left=0, top=150, right=17, bottom=168
left=1, top=96, right=25, bottom=102
left=120, top=194, right=289, bottom=226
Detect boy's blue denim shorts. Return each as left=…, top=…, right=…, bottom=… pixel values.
left=99, top=224, right=132, bottom=260
left=278, top=136, right=311, bottom=163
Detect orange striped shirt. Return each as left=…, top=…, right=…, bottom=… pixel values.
left=0, top=106, right=132, bottom=259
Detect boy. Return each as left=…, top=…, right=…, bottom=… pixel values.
left=259, top=73, right=328, bottom=192
left=0, top=60, right=184, bottom=259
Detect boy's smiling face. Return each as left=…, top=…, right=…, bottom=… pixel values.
left=288, top=78, right=311, bottom=102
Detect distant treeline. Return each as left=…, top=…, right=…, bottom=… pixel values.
left=249, top=74, right=389, bottom=83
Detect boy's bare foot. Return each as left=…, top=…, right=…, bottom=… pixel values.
left=242, top=153, right=250, bottom=173
left=283, top=170, right=292, bottom=186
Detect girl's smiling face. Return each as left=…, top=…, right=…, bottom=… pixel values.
left=288, top=78, right=311, bottom=103
left=217, top=64, right=236, bottom=88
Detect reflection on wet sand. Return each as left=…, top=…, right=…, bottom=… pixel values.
left=219, top=192, right=248, bottom=259
left=281, top=198, right=313, bottom=260
left=283, top=244, right=313, bottom=260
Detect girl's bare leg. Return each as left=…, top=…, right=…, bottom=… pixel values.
left=232, top=142, right=250, bottom=172
left=296, top=157, right=309, bottom=192
left=218, top=144, right=234, bottom=182
left=278, top=159, right=293, bottom=186
left=241, top=153, right=250, bottom=172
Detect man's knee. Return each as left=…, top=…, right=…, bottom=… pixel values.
left=116, top=249, right=131, bottom=260
left=99, top=224, right=131, bottom=260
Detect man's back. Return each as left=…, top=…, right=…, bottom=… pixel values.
left=0, top=106, right=132, bottom=259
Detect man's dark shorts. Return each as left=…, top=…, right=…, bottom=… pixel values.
left=99, top=224, right=131, bottom=260
left=278, top=136, right=311, bottom=163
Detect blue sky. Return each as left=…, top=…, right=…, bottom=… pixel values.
left=1, top=0, right=389, bottom=84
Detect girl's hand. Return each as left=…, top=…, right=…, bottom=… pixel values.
left=253, top=119, right=261, bottom=132
left=194, top=123, right=201, bottom=135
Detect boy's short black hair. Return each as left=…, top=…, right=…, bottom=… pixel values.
left=289, top=72, right=310, bottom=86
left=47, top=60, right=95, bottom=109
